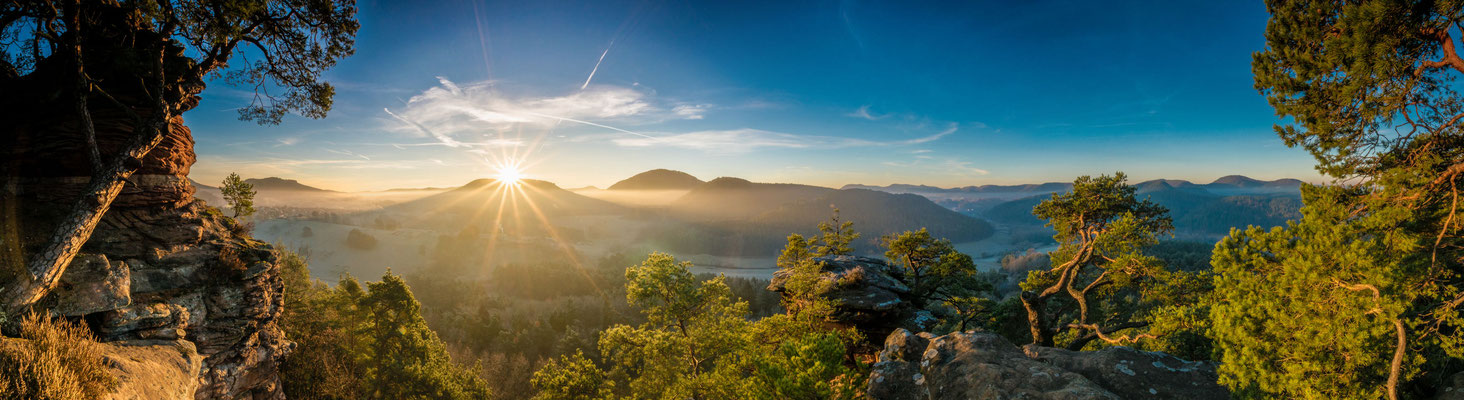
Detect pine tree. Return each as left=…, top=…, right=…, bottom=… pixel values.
left=220, top=173, right=256, bottom=218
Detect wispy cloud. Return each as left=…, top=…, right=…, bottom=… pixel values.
left=847, top=105, right=888, bottom=121
left=385, top=77, right=710, bottom=148
left=672, top=104, right=711, bottom=120
left=614, top=123, right=957, bottom=153
left=325, top=148, right=371, bottom=160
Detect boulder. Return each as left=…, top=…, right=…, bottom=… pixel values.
left=768, top=255, right=934, bottom=339
left=1440, top=372, right=1464, bottom=400
left=1022, top=345, right=1226, bottom=400
left=101, top=340, right=205, bottom=400
left=97, top=302, right=190, bottom=341
left=867, top=329, right=1228, bottom=400
left=39, top=253, right=131, bottom=317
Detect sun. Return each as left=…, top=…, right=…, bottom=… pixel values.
left=495, top=165, right=523, bottom=185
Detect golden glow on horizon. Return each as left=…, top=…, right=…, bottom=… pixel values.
left=496, top=165, right=524, bottom=185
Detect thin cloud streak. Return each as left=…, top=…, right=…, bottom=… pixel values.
left=582, top=40, right=615, bottom=90
left=614, top=124, right=957, bottom=153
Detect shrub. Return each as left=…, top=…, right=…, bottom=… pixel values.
left=345, top=229, right=377, bottom=250
left=0, top=314, right=117, bottom=399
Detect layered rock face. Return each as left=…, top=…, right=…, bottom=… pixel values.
left=867, top=329, right=1228, bottom=400
left=6, top=163, right=290, bottom=400
left=767, top=255, right=935, bottom=340
left=3, top=86, right=289, bottom=399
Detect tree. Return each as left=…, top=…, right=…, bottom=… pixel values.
left=1, top=0, right=358, bottom=314
left=278, top=266, right=490, bottom=399
left=531, top=350, right=614, bottom=400
left=534, top=253, right=864, bottom=400
left=882, top=228, right=993, bottom=331
left=814, top=206, right=858, bottom=257
left=1017, top=173, right=1173, bottom=349
left=1226, top=1, right=1464, bottom=397
left=220, top=172, right=255, bottom=218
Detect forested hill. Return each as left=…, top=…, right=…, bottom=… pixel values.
left=244, top=177, right=336, bottom=192
left=982, top=178, right=1302, bottom=240
left=643, top=176, right=994, bottom=256
left=607, top=168, right=706, bottom=190
left=384, top=178, right=627, bottom=231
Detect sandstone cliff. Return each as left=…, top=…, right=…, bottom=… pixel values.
left=3, top=104, right=290, bottom=399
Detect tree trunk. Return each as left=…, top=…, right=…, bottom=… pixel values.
left=1020, top=291, right=1053, bottom=346
left=1386, top=318, right=1405, bottom=400
left=2, top=115, right=167, bottom=314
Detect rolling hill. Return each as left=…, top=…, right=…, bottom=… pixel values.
left=243, top=177, right=335, bottom=192
left=649, top=177, right=995, bottom=256
left=608, top=169, right=705, bottom=190
left=386, top=178, right=625, bottom=222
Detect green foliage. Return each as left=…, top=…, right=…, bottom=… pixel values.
left=882, top=228, right=992, bottom=330
left=221, top=173, right=256, bottom=219
left=3, top=1, right=358, bottom=125
left=531, top=350, right=614, bottom=400
left=1210, top=186, right=1437, bottom=399
left=279, top=252, right=489, bottom=400
left=1236, top=1, right=1464, bottom=397
left=0, top=314, right=116, bottom=400
left=532, top=253, right=864, bottom=400
left=1017, top=173, right=1190, bottom=349
left=815, top=206, right=859, bottom=257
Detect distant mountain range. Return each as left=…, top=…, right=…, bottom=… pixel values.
left=937, top=176, right=1306, bottom=241
left=842, top=175, right=1304, bottom=194
left=213, top=169, right=1305, bottom=253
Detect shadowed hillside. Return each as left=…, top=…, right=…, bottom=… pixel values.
left=607, top=169, right=705, bottom=190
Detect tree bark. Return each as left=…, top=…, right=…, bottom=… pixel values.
left=1386, top=318, right=1405, bottom=400
left=2, top=114, right=168, bottom=314
left=1020, top=291, right=1053, bottom=346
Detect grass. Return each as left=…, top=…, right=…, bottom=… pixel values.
left=0, top=313, right=116, bottom=400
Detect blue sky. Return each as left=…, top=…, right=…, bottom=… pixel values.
left=186, top=0, right=1319, bottom=191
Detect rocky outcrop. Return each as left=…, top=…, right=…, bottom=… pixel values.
left=867, top=329, right=1228, bottom=400
left=101, top=339, right=206, bottom=400
left=3, top=98, right=289, bottom=400
left=767, top=255, right=935, bottom=340
left=1, top=4, right=288, bottom=397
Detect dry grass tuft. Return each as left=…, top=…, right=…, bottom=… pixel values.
left=0, top=313, right=117, bottom=400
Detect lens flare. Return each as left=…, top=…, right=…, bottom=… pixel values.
left=495, top=165, right=523, bottom=185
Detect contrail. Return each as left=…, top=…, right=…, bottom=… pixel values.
left=512, top=109, right=655, bottom=139
left=383, top=108, right=466, bottom=148
left=581, top=40, right=615, bottom=90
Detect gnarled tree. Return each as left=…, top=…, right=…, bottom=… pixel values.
left=0, top=0, right=358, bottom=314
left=1217, top=0, right=1464, bottom=398
left=1017, top=172, right=1172, bottom=349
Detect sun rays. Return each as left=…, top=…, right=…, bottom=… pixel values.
left=494, top=162, right=524, bottom=185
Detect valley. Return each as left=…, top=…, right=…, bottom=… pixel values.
left=236, top=169, right=1302, bottom=281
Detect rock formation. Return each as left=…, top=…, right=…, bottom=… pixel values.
left=867, top=329, right=1228, bottom=400
left=3, top=86, right=290, bottom=398
left=767, top=255, right=936, bottom=340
